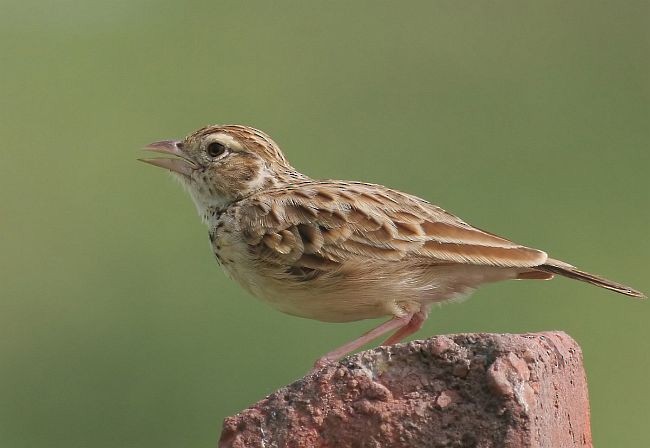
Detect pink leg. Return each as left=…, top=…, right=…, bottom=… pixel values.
left=314, top=313, right=413, bottom=370
left=382, top=309, right=428, bottom=346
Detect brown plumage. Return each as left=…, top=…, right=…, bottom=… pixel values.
left=140, top=124, right=645, bottom=368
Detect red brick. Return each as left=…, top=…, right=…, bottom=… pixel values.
left=219, top=332, right=592, bottom=448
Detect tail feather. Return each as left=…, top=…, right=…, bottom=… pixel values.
left=538, top=258, right=646, bottom=299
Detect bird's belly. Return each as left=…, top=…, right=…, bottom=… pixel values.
left=254, top=281, right=395, bottom=322
left=215, top=256, right=400, bottom=322
left=211, top=230, right=520, bottom=323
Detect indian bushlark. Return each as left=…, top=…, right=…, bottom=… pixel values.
left=140, top=124, right=644, bottom=368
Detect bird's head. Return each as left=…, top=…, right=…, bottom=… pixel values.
left=140, top=125, right=300, bottom=216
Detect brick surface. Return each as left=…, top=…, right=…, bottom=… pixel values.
left=219, top=332, right=592, bottom=448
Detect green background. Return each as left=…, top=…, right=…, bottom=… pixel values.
left=1, top=1, right=647, bottom=446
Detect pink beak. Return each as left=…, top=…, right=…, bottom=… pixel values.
left=138, top=140, right=198, bottom=177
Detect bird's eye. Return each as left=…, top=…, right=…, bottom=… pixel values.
left=206, top=142, right=226, bottom=158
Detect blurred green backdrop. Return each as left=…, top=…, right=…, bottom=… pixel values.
left=1, top=1, right=648, bottom=446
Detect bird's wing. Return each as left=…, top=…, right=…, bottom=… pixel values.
left=236, top=181, right=547, bottom=271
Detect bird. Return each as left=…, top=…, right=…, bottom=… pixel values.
left=139, top=124, right=645, bottom=369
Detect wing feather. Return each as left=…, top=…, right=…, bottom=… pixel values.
left=237, top=181, right=547, bottom=271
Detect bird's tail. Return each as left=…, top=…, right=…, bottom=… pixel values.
left=535, top=258, right=646, bottom=299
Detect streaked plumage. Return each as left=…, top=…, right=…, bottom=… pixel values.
left=140, top=124, right=645, bottom=368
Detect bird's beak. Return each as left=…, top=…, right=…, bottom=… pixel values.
left=138, top=140, right=198, bottom=177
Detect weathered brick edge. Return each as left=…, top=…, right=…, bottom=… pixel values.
left=219, top=332, right=592, bottom=448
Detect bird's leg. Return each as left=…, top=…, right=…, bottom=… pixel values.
left=313, top=313, right=414, bottom=370
left=381, top=308, right=429, bottom=346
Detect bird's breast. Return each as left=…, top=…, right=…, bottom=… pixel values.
left=208, top=216, right=262, bottom=293
left=209, top=220, right=240, bottom=267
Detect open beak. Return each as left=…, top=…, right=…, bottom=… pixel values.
left=138, top=140, right=198, bottom=177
